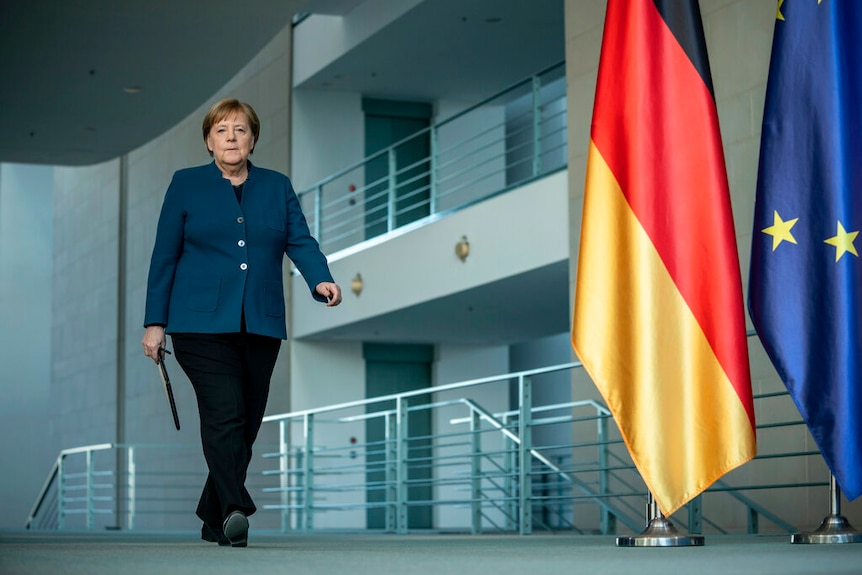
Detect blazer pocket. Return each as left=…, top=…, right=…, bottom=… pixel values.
left=264, top=280, right=285, bottom=317
left=267, top=209, right=286, bottom=231
left=187, top=279, right=220, bottom=312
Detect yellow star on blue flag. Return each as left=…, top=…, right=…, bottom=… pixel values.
left=824, top=221, right=859, bottom=262
left=761, top=210, right=797, bottom=251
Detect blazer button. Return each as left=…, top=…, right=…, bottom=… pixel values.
left=240, top=263, right=248, bottom=271
left=237, top=216, right=244, bottom=224
left=238, top=239, right=246, bottom=247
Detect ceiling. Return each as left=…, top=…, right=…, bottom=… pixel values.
left=294, top=0, right=566, bottom=104
left=1, top=0, right=564, bottom=166
left=0, top=0, right=306, bottom=166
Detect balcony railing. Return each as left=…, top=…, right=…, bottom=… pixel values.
left=28, top=351, right=822, bottom=536
left=297, top=62, right=568, bottom=256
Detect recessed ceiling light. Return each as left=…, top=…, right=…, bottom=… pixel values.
left=123, top=86, right=143, bottom=94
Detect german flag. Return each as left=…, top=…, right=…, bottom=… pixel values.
left=571, top=0, right=756, bottom=516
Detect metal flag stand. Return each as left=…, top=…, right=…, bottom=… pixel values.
left=791, top=475, right=862, bottom=544
left=617, top=492, right=704, bottom=547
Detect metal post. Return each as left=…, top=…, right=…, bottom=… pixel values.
left=747, top=506, right=759, bottom=534
left=295, top=449, right=304, bottom=531
left=127, top=447, right=136, bottom=531
left=302, top=413, right=314, bottom=532
left=617, top=492, right=704, bottom=547
left=503, top=414, right=517, bottom=532
left=396, top=397, right=409, bottom=534
left=314, top=184, right=322, bottom=240
left=470, top=408, right=482, bottom=534
left=688, top=495, right=702, bottom=535
left=531, top=75, right=543, bottom=178
left=279, top=420, right=289, bottom=533
left=518, top=375, right=532, bottom=535
left=86, top=449, right=95, bottom=530
left=387, top=148, right=398, bottom=232
left=58, top=454, right=66, bottom=530
left=556, top=455, right=565, bottom=530
left=385, top=412, right=398, bottom=533
left=791, top=474, right=862, bottom=544
left=597, top=409, right=615, bottom=534
left=429, top=126, right=438, bottom=214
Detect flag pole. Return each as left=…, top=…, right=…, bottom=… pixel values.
left=617, top=492, right=704, bottom=547
left=791, top=475, right=862, bottom=544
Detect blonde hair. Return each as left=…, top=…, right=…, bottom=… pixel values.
left=201, top=98, right=260, bottom=157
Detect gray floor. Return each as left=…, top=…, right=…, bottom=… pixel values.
left=2, top=530, right=862, bottom=575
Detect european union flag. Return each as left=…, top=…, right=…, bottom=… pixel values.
left=749, top=1, right=862, bottom=500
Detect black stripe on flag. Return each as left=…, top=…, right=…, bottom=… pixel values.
left=653, top=0, right=715, bottom=98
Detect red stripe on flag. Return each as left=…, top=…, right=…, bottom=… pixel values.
left=590, top=0, right=754, bottom=424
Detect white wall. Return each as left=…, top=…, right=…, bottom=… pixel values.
left=290, top=89, right=366, bottom=253
left=293, top=170, right=569, bottom=338
left=52, top=160, right=121, bottom=453
left=291, top=90, right=364, bottom=191
left=0, top=163, right=54, bottom=528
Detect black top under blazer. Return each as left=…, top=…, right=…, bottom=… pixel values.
left=144, top=160, right=333, bottom=339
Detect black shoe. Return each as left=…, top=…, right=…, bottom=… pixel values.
left=201, top=522, right=230, bottom=546
left=223, top=511, right=249, bottom=548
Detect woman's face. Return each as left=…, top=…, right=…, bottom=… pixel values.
left=206, top=112, right=254, bottom=171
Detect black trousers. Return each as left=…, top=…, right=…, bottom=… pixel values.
left=171, top=331, right=281, bottom=528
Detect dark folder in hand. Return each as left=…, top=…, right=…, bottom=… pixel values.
left=157, top=351, right=181, bottom=430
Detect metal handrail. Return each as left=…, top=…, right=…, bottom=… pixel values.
left=296, top=61, right=568, bottom=255
left=25, top=443, right=113, bottom=530
left=456, top=398, right=644, bottom=533
left=28, top=344, right=822, bottom=536
left=25, top=442, right=204, bottom=531
left=253, top=357, right=807, bottom=536
left=262, top=361, right=582, bottom=424
left=449, top=393, right=803, bottom=536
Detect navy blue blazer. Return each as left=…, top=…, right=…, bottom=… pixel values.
left=144, top=160, right=333, bottom=339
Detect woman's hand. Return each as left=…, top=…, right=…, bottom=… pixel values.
left=315, top=282, right=343, bottom=307
left=142, top=325, right=167, bottom=362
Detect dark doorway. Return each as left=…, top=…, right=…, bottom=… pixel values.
left=363, top=99, right=432, bottom=240
left=364, top=343, right=433, bottom=530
